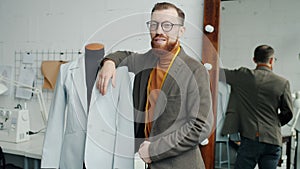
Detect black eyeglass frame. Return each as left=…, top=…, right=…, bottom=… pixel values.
left=268, top=56, right=278, bottom=62
left=146, top=20, right=183, bottom=32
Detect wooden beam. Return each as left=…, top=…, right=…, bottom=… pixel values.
left=200, top=0, right=221, bottom=169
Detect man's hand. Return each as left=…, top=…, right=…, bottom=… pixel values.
left=96, top=60, right=116, bottom=95
left=138, top=141, right=152, bottom=164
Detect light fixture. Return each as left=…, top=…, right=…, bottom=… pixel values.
left=0, top=75, right=47, bottom=126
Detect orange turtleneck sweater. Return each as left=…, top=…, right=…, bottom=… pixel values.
left=144, top=43, right=181, bottom=138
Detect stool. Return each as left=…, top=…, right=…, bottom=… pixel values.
left=215, top=134, right=230, bottom=169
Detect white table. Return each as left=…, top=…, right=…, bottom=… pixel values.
left=1, top=133, right=149, bottom=169
left=0, top=133, right=44, bottom=169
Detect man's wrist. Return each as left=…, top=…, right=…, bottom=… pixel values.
left=101, top=58, right=115, bottom=67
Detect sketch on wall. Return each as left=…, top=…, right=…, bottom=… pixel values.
left=0, top=65, right=13, bottom=96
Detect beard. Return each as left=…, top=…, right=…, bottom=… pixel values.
left=151, top=34, right=178, bottom=55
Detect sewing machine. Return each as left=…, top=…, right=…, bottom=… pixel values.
left=0, top=108, right=30, bottom=143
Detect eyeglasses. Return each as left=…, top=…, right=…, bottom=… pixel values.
left=146, top=21, right=182, bottom=32
left=269, top=57, right=278, bottom=62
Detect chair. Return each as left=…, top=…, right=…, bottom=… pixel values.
left=215, top=134, right=231, bottom=169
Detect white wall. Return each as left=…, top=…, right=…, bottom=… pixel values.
left=220, top=0, right=300, bottom=92
left=0, top=0, right=204, bottom=130
left=1, top=0, right=299, bottom=133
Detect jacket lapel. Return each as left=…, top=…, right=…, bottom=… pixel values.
left=71, top=56, right=88, bottom=114
left=161, top=58, right=182, bottom=95
left=151, top=51, right=184, bottom=131
left=161, top=48, right=184, bottom=95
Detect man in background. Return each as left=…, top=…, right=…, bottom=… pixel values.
left=220, top=45, right=293, bottom=169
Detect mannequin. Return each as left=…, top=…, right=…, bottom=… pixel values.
left=41, top=43, right=105, bottom=169
left=42, top=42, right=134, bottom=169
left=41, top=44, right=134, bottom=169
left=85, top=43, right=105, bottom=110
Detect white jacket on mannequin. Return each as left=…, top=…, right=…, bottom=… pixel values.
left=41, top=55, right=134, bottom=169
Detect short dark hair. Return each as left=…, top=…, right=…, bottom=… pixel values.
left=151, top=2, right=185, bottom=25
left=253, top=45, right=274, bottom=63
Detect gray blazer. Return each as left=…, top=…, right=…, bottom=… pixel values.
left=41, top=57, right=135, bottom=169
left=105, top=48, right=212, bottom=169
left=221, top=66, right=293, bottom=146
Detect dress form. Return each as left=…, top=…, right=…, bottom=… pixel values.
left=85, top=43, right=105, bottom=110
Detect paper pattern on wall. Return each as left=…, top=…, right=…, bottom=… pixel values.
left=22, top=53, right=35, bottom=64
left=41, top=61, right=67, bottom=90
left=15, top=67, right=36, bottom=100
left=0, top=65, right=13, bottom=96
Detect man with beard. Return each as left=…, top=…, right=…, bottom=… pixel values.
left=97, top=2, right=212, bottom=169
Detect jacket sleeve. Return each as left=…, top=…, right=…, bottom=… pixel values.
left=101, top=51, right=147, bottom=75
left=41, top=65, right=67, bottom=168
left=148, top=65, right=212, bottom=162
left=220, top=68, right=239, bottom=85
left=278, top=80, right=293, bottom=126
left=101, top=51, right=134, bottom=67
left=199, top=105, right=213, bottom=145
